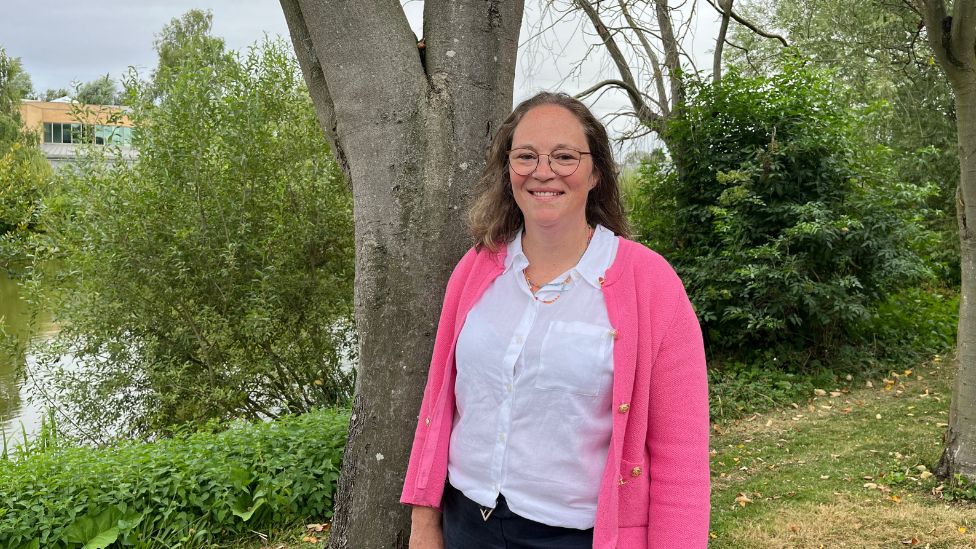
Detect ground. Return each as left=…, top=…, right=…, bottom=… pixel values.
left=232, top=353, right=974, bottom=548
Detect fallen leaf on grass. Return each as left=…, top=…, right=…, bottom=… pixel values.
left=735, top=493, right=753, bottom=507
left=899, top=536, right=919, bottom=545
left=307, top=524, right=328, bottom=532
left=303, top=536, right=321, bottom=544
left=814, top=388, right=827, bottom=396
left=959, top=526, right=967, bottom=534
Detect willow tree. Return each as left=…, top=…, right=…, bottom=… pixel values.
left=277, top=2, right=524, bottom=547
left=917, top=0, right=976, bottom=483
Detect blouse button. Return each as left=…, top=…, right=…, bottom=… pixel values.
left=424, top=417, right=431, bottom=426
left=609, top=328, right=618, bottom=339
left=617, top=403, right=630, bottom=414
left=631, top=467, right=642, bottom=478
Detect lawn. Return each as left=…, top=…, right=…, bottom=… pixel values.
left=237, top=353, right=975, bottom=549
left=709, top=354, right=975, bottom=548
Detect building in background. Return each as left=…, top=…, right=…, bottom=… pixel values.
left=19, top=98, right=137, bottom=168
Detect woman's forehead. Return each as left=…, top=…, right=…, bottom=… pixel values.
left=511, top=105, right=587, bottom=147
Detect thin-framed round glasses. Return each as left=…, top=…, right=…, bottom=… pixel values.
left=507, top=148, right=592, bottom=177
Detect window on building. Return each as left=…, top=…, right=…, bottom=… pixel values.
left=42, top=122, right=133, bottom=146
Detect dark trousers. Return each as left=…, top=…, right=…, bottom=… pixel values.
left=441, top=482, right=594, bottom=549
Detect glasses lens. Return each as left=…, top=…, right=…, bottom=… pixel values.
left=550, top=149, right=581, bottom=176
left=509, top=149, right=538, bottom=176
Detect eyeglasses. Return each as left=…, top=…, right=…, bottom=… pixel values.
left=507, top=148, right=592, bottom=177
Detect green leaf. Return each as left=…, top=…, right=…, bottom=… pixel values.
left=82, top=527, right=120, bottom=549
left=231, top=498, right=265, bottom=522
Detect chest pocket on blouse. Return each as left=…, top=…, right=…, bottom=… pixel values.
left=535, top=320, right=613, bottom=396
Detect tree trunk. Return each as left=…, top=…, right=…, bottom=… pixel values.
left=278, top=1, right=524, bottom=547
left=938, top=81, right=976, bottom=479
left=917, top=0, right=976, bottom=482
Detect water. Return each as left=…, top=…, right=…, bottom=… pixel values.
left=0, top=270, right=48, bottom=446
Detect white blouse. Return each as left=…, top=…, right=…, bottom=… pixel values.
left=447, top=224, right=619, bottom=529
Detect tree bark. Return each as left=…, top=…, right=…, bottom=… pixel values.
left=938, top=81, right=976, bottom=480
left=279, top=1, right=524, bottom=547
left=915, top=0, right=976, bottom=482
left=713, top=0, right=733, bottom=85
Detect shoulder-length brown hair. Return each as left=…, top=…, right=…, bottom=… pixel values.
left=468, top=91, right=631, bottom=251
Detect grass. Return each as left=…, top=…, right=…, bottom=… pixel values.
left=231, top=352, right=972, bottom=549
left=709, top=353, right=975, bottom=548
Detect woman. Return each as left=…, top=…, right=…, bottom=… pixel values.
left=401, top=92, right=710, bottom=549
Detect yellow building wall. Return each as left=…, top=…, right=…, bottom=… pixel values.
left=19, top=101, right=133, bottom=141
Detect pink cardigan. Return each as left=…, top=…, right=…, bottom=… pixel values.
left=400, top=238, right=710, bottom=548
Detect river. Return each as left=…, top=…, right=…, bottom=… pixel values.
left=0, top=269, right=48, bottom=448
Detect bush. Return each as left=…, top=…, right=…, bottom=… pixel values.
left=21, top=37, right=355, bottom=441
left=0, top=141, right=49, bottom=262
left=0, top=408, right=348, bottom=549
left=630, top=62, right=933, bottom=358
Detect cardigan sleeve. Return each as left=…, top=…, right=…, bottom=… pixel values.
left=645, top=288, right=711, bottom=548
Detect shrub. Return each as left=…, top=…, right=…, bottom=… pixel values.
left=0, top=408, right=348, bottom=549
left=21, top=37, right=355, bottom=441
left=630, top=61, right=933, bottom=358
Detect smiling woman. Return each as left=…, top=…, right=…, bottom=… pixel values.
left=401, top=92, right=711, bottom=549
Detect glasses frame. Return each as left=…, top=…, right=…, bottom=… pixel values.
left=506, top=147, right=593, bottom=177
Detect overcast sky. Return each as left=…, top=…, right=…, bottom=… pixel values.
left=2, top=1, right=722, bottom=151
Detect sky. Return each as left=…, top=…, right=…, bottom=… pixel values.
left=2, top=0, right=722, bottom=152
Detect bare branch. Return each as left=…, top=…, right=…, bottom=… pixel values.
left=713, top=0, right=733, bottom=85
left=575, top=78, right=666, bottom=123
left=653, top=0, right=684, bottom=110
left=704, top=0, right=790, bottom=47
left=573, top=0, right=660, bottom=127
left=618, top=0, right=670, bottom=116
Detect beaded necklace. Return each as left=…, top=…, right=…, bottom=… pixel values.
left=523, top=226, right=594, bottom=305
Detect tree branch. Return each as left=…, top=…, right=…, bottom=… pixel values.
left=574, top=0, right=661, bottom=127
left=915, top=0, right=953, bottom=71
left=713, top=0, right=733, bottom=85
left=278, top=0, right=350, bottom=187
left=704, top=0, right=790, bottom=47
left=575, top=78, right=665, bottom=127
left=653, top=0, right=684, bottom=110
left=618, top=0, right=670, bottom=116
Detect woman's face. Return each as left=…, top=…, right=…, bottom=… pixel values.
left=509, top=104, right=597, bottom=232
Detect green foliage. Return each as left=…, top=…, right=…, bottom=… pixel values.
left=631, top=62, right=932, bottom=357
left=729, top=0, right=960, bottom=284
left=0, top=49, right=50, bottom=263
left=0, top=142, right=49, bottom=258
left=22, top=36, right=355, bottom=441
left=0, top=48, right=33, bottom=151
left=943, top=474, right=976, bottom=503
left=0, top=408, right=348, bottom=549
left=151, top=10, right=228, bottom=99
left=42, top=88, right=71, bottom=102
left=74, top=74, right=119, bottom=106
left=854, top=286, right=958, bottom=357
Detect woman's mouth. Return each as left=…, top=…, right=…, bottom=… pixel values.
left=529, top=190, right=563, bottom=197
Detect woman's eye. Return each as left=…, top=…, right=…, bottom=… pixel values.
left=516, top=153, right=537, bottom=161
